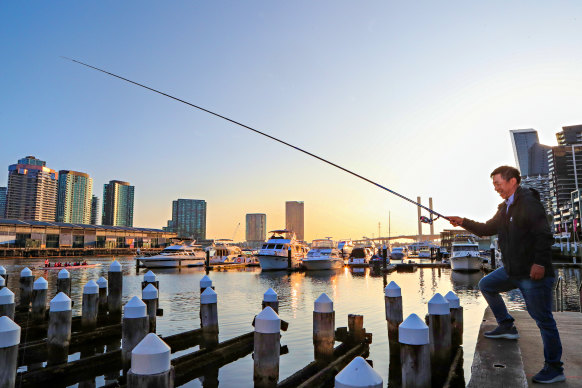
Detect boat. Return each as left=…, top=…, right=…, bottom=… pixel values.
left=418, top=247, right=431, bottom=258
left=337, top=240, right=354, bottom=260
left=209, top=239, right=244, bottom=264
left=450, top=236, right=482, bottom=272
left=137, top=243, right=206, bottom=268
left=347, top=243, right=375, bottom=267
left=302, top=238, right=344, bottom=271
left=390, top=246, right=407, bottom=260
left=37, top=263, right=101, bottom=270
left=257, top=230, right=309, bottom=271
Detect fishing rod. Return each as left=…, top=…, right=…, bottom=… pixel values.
left=62, top=57, right=449, bottom=224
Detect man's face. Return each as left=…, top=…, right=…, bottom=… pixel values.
left=492, top=174, right=518, bottom=200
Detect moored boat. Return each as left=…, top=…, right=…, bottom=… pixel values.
left=450, top=236, right=482, bottom=272
left=347, top=243, right=375, bottom=267
left=137, top=243, right=206, bottom=268
left=390, top=246, right=407, bottom=260
left=258, top=230, right=308, bottom=271
left=302, top=238, right=343, bottom=271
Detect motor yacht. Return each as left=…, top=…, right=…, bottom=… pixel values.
left=258, top=230, right=309, bottom=270
left=338, top=240, right=355, bottom=260
left=418, top=247, right=431, bottom=258
left=390, top=246, right=407, bottom=260
left=450, top=236, right=482, bottom=272
left=136, top=243, right=206, bottom=268
left=347, top=243, right=376, bottom=267
left=209, top=239, right=243, bottom=264
left=302, top=238, right=344, bottom=270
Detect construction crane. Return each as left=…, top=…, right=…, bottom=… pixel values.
left=232, top=222, right=241, bottom=241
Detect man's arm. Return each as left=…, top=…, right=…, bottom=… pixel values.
left=448, top=210, right=501, bottom=237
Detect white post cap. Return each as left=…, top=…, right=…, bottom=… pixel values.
left=490, top=243, right=495, bottom=249
left=33, top=277, right=48, bottom=290
left=0, top=316, right=21, bottom=348
left=131, top=333, right=171, bottom=375
left=58, top=269, right=70, bottom=279
left=201, top=287, right=217, bottom=305
left=144, top=270, right=157, bottom=282
left=0, top=266, right=6, bottom=275
left=124, top=296, right=147, bottom=318
left=263, top=288, right=278, bottom=302
left=109, top=260, right=122, bottom=272
left=84, top=280, right=99, bottom=294
left=0, top=288, right=15, bottom=304
left=399, top=313, right=429, bottom=345
left=97, top=277, right=108, bottom=288
left=200, top=275, right=212, bottom=289
left=445, top=291, right=460, bottom=308
left=255, top=306, right=281, bottom=334
left=142, top=284, right=158, bottom=300
left=0, top=277, right=4, bottom=287
left=384, top=281, right=401, bottom=297
left=428, top=293, right=450, bottom=315
left=21, top=267, right=32, bottom=277
left=314, top=293, right=334, bottom=313
left=335, top=356, right=383, bottom=388
left=50, top=292, right=72, bottom=312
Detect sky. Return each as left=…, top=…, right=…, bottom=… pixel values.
left=1, top=2, right=582, bottom=241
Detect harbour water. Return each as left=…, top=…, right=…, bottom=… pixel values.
left=2, top=256, right=580, bottom=387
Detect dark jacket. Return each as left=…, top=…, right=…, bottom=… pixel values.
left=462, top=186, right=554, bottom=278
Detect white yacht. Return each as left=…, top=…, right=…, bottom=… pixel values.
left=418, top=247, right=431, bottom=258
left=450, top=236, right=482, bottom=272
left=390, top=246, right=407, bottom=260
left=347, top=243, right=375, bottom=267
left=209, top=239, right=243, bottom=264
left=137, top=243, right=206, bottom=268
left=302, top=238, right=344, bottom=270
left=258, top=230, right=309, bottom=271
left=338, top=240, right=355, bottom=260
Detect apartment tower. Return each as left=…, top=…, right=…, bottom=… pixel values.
left=56, top=170, right=93, bottom=224
left=285, top=201, right=304, bottom=241
left=102, top=180, right=134, bottom=227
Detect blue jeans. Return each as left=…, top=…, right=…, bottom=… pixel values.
left=478, top=267, right=562, bottom=366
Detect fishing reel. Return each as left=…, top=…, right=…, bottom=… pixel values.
left=419, top=215, right=440, bottom=225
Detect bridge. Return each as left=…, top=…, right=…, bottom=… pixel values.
left=352, top=234, right=440, bottom=245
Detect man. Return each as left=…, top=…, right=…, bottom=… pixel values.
left=448, top=165, right=564, bottom=384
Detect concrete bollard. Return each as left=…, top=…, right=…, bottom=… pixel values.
left=385, top=281, right=403, bottom=344
left=335, top=356, right=383, bottom=388
left=0, top=276, right=4, bottom=290
left=0, top=288, right=16, bottom=319
left=313, top=293, right=335, bottom=363
left=445, top=291, right=463, bottom=348
left=262, top=288, right=279, bottom=313
left=200, top=275, right=213, bottom=294
left=18, top=267, right=34, bottom=312
left=201, top=287, right=219, bottom=347
left=97, top=277, right=108, bottom=324
left=142, top=284, right=158, bottom=333
left=254, top=306, right=281, bottom=387
left=428, top=293, right=451, bottom=387
left=57, top=269, right=71, bottom=297
left=128, top=333, right=174, bottom=387
left=122, top=296, right=149, bottom=373
left=48, top=292, right=72, bottom=366
left=31, top=277, right=48, bottom=323
left=0, top=266, right=7, bottom=285
left=108, top=260, right=123, bottom=323
left=82, top=280, right=99, bottom=332
left=399, top=313, right=431, bottom=388
left=142, top=270, right=159, bottom=292
left=0, top=316, right=21, bottom=388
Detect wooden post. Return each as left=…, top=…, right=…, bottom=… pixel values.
left=128, top=333, right=175, bottom=387
left=0, top=316, right=21, bottom=388
left=82, top=280, right=99, bottom=332
left=97, top=277, right=108, bottom=324
left=0, top=288, right=15, bottom=320
left=57, top=269, right=71, bottom=297
left=0, top=266, right=7, bottom=286
left=0, top=276, right=4, bottom=290
left=200, top=287, right=219, bottom=347
left=382, top=244, right=388, bottom=270
left=313, top=293, right=334, bottom=363
left=200, top=275, right=213, bottom=294
left=18, top=267, right=34, bottom=312
left=108, top=260, right=123, bottom=323
left=335, top=356, right=382, bottom=388
left=142, top=284, right=158, bottom=333
left=428, top=293, right=451, bottom=387
left=254, top=306, right=281, bottom=387
left=31, top=277, right=48, bottom=323
left=385, top=281, right=403, bottom=345
left=262, top=288, right=279, bottom=313
left=490, top=245, right=496, bottom=269
left=142, top=270, right=159, bottom=292
left=399, top=313, right=431, bottom=388
left=287, top=247, right=292, bottom=270
left=347, top=314, right=365, bottom=344
left=122, top=296, right=149, bottom=373
left=205, top=250, right=210, bottom=269
left=47, top=292, right=72, bottom=366
left=445, top=291, right=463, bottom=349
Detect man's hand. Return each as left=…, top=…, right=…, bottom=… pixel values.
left=530, top=264, right=545, bottom=280
left=448, top=216, right=464, bottom=227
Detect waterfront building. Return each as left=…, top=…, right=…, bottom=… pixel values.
left=556, top=124, right=582, bottom=145
left=164, top=199, right=206, bottom=241
left=246, top=213, right=266, bottom=248
left=521, top=175, right=551, bottom=215
left=510, top=129, right=549, bottom=176
left=5, top=156, right=58, bottom=221
left=102, top=180, right=134, bottom=227
left=56, top=170, right=93, bottom=224
left=0, top=187, right=6, bottom=218
left=90, top=195, right=100, bottom=225
left=285, top=201, right=304, bottom=241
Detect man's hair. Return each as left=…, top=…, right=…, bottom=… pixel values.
left=490, top=165, right=521, bottom=184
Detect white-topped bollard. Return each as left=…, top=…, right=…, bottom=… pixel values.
left=200, top=287, right=219, bottom=347
left=97, top=277, right=108, bottom=324
left=0, top=316, right=21, bottom=388
left=127, top=333, right=174, bottom=387
left=18, top=267, right=34, bottom=312
left=0, top=266, right=7, bottom=284
left=254, top=306, right=281, bottom=387
left=142, top=270, right=159, bottom=292
left=262, top=288, right=279, bottom=313
left=48, top=292, right=72, bottom=366
left=199, top=275, right=213, bottom=294
left=108, top=261, right=123, bottom=323
left=82, top=280, right=99, bottom=331
left=445, top=291, right=463, bottom=348
left=57, top=269, right=71, bottom=297
left=0, top=276, right=5, bottom=290
left=335, top=356, right=383, bottom=388
left=142, top=284, right=158, bottom=333
left=313, top=293, right=335, bottom=363
left=31, top=277, right=48, bottom=323
left=0, top=288, right=15, bottom=319
left=122, top=296, right=149, bottom=373
left=385, top=281, right=403, bottom=345
left=428, top=293, right=451, bottom=387
left=399, top=313, right=431, bottom=388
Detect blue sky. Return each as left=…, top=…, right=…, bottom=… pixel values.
left=2, top=2, right=582, bottom=240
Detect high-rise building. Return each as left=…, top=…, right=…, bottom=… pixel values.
left=102, top=180, right=134, bottom=227
left=56, top=170, right=93, bottom=224
left=285, top=201, right=304, bottom=241
left=521, top=175, right=551, bottom=214
left=90, top=195, right=100, bottom=225
left=246, top=213, right=266, bottom=244
left=5, top=156, right=58, bottom=221
left=510, top=129, right=549, bottom=176
left=0, top=187, right=6, bottom=218
left=164, top=199, right=206, bottom=241
left=556, top=124, right=582, bottom=145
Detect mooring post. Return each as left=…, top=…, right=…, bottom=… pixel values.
left=347, top=314, right=365, bottom=344
left=0, top=266, right=7, bottom=285
left=18, top=267, right=33, bottom=312
left=287, top=247, right=292, bottom=270
left=128, top=333, right=175, bottom=387
left=82, top=280, right=99, bottom=332
left=0, top=276, right=4, bottom=290
left=142, top=284, right=158, bottom=333
left=313, top=293, right=334, bottom=363
left=97, top=277, right=108, bottom=324
left=200, top=287, right=219, bottom=347
left=200, top=275, right=213, bottom=294
left=335, top=356, right=383, bottom=388
left=445, top=291, right=463, bottom=349
left=122, top=296, right=149, bottom=373
left=385, top=281, right=403, bottom=345
left=0, top=288, right=15, bottom=319
left=428, top=293, right=451, bottom=387
left=142, top=270, right=159, bottom=292
left=31, top=277, right=48, bottom=323
left=254, top=306, right=281, bottom=387
left=382, top=244, right=388, bottom=270
left=56, top=268, right=71, bottom=297
left=205, top=250, right=210, bottom=269
left=400, top=313, right=431, bottom=388
left=262, top=288, right=279, bottom=313
left=108, top=260, right=123, bottom=323
left=0, top=316, right=21, bottom=388
left=47, top=292, right=72, bottom=366
left=489, top=244, right=496, bottom=269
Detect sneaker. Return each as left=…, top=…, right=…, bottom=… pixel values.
left=484, top=324, right=520, bottom=339
left=532, top=363, right=566, bottom=384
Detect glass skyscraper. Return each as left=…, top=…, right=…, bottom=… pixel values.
left=91, top=195, right=100, bottom=225
left=246, top=213, right=266, bottom=242
left=285, top=201, right=304, bottom=241
left=510, top=129, right=549, bottom=176
left=102, top=180, right=134, bottom=227
left=56, top=170, right=93, bottom=224
left=0, top=187, right=6, bottom=218
left=165, top=199, right=206, bottom=241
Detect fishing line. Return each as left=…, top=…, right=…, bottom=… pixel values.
left=62, top=57, right=448, bottom=223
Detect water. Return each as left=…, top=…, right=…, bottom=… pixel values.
left=2, top=257, right=580, bottom=387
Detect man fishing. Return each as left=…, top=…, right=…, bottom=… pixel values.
left=448, top=165, right=564, bottom=384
